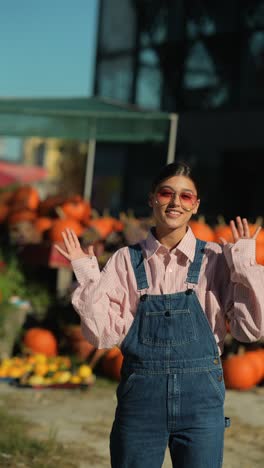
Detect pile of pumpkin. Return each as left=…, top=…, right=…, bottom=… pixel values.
left=0, top=186, right=125, bottom=246
left=189, top=216, right=264, bottom=265
left=21, top=326, right=123, bottom=384
left=0, top=327, right=95, bottom=387
left=1, top=186, right=264, bottom=264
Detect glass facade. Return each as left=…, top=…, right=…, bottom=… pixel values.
left=93, top=0, right=264, bottom=222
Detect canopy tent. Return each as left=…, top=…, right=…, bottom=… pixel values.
left=0, top=96, right=178, bottom=198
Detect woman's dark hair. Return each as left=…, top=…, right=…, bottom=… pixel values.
left=150, top=161, right=198, bottom=193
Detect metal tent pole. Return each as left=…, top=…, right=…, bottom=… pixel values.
left=166, top=113, right=179, bottom=164
left=83, top=138, right=97, bottom=200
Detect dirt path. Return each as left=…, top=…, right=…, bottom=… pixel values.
left=0, top=380, right=263, bottom=467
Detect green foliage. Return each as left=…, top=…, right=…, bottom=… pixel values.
left=0, top=249, right=53, bottom=317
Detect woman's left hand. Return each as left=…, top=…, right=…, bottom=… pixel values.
left=220, top=216, right=262, bottom=245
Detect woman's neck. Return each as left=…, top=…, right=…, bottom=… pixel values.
left=153, top=226, right=188, bottom=250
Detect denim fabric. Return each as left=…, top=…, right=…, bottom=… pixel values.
left=110, top=240, right=227, bottom=468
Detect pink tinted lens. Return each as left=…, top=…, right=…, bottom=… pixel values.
left=156, top=190, right=174, bottom=205
left=179, top=191, right=196, bottom=207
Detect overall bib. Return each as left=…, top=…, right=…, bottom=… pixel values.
left=110, top=240, right=229, bottom=468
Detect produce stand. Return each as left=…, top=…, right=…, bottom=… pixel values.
left=18, top=243, right=72, bottom=297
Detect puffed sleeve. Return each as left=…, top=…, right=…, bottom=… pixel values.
left=71, top=248, right=132, bottom=349
left=222, top=239, right=264, bottom=342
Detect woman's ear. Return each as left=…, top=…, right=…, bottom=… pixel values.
left=192, top=199, right=200, bottom=215
left=148, top=193, right=154, bottom=208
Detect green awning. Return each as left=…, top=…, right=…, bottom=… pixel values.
left=0, top=96, right=171, bottom=142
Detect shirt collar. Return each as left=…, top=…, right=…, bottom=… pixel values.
left=142, top=226, right=197, bottom=263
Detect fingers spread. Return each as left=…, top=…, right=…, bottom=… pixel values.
left=253, top=226, right=262, bottom=239
left=54, top=244, right=70, bottom=260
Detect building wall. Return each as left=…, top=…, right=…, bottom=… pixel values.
left=93, top=0, right=264, bottom=222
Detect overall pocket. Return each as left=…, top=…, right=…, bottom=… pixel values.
left=116, top=372, right=137, bottom=401
left=207, top=368, right=226, bottom=403
left=140, top=308, right=197, bottom=346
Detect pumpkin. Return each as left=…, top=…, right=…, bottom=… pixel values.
left=243, top=350, right=264, bottom=382
left=64, top=324, right=84, bottom=342
left=71, top=340, right=95, bottom=360
left=60, top=195, right=91, bottom=222
left=48, top=218, right=84, bottom=242
left=34, top=217, right=53, bottom=233
left=100, top=347, right=123, bottom=381
left=214, top=216, right=233, bottom=243
left=222, top=354, right=260, bottom=390
left=23, top=328, right=58, bottom=357
left=8, top=210, right=37, bottom=224
left=38, top=194, right=67, bottom=216
left=88, top=217, right=124, bottom=240
left=250, top=220, right=264, bottom=265
left=64, top=325, right=95, bottom=360
left=12, top=186, right=40, bottom=211
left=0, top=190, right=15, bottom=204
left=188, top=216, right=215, bottom=242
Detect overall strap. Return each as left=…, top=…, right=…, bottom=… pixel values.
left=185, top=239, right=207, bottom=285
left=128, top=244, right=149, bottom=290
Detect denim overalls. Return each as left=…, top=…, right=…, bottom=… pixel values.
left=110, top=240, right=229, bottom=468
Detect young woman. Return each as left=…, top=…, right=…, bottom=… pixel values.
left=55, top=162, right=264, bottom=468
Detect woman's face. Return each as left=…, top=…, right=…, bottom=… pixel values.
left=149, top=175, right=200, bottom=233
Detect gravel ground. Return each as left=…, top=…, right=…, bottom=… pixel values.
left=0, top=380, right=263, bottom=468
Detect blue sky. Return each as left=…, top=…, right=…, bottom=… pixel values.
left=0, top=0, right=99, bottom=159
left=0, top=0, right=99, bottom=97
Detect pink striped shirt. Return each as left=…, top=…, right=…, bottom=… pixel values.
left=71, top=227, right=264, bottom=355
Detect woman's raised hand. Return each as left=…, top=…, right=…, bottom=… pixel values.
left=54, top=228, right=95, bottom=261
left=219, top=216, right=262, bottom=245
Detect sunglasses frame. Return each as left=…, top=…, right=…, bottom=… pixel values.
left=155, top=188, right=198, bottom=208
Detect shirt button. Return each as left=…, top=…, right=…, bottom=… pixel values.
left=213, top=358, right=219, bottom=365
left=217, top=375, right=223, bottom=382
left=140, top=294, right=148, bottom=302
left=234, top=248, right=239, bottom=252
left=165, top=311, right=170, bottom=317
left=168, top=269, right=172, bottom=273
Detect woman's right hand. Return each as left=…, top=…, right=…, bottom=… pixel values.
left=54, top=228, right=94, bottom=261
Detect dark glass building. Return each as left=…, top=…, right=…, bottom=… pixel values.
left=92, top=0, right=264, bottom=223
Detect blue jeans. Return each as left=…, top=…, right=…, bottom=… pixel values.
left=110, top=372, right=225, bottom=467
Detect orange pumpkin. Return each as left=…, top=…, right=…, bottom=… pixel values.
left=222, top=354, right=260, bottom=390
left=34, top=217, right=53, bottom=233
left=12, top=186, right=39, bottom=211
left=60, top=195, right=91, bottom=222
left=64, top=324, right=85, bottom=341
left=188, top=216, right=215, bottom=242
left=243, top=350, right=264, bottom=382
left=101, top=347, right=123, bottom=381
left=214, top=216, right=233, bottom=243
left=251, top=222, right=264, bottom=265
left=8, top=210, right=37, bottom=224
left=0, top=190, right=15, bottom=204
left=38, top=194, right=67, bottom=216
left=48, top=218, right=84, bottom=242
left=88, top=217, right=123, bottom=240
left=23, top=328, right=58, bottom=357
left=71, top=340, right=95, bottom=360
